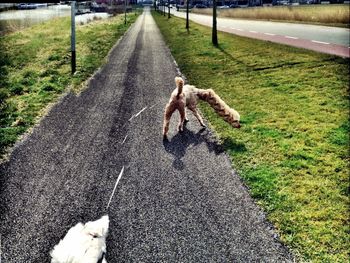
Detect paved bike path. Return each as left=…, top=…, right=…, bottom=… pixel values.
left=0, top=8, right=294, bottom=262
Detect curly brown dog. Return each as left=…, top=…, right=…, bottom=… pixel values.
left=163, top=77, right=241, bottom=138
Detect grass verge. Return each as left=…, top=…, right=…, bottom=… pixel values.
left=153, top=11, right=349, bottom=262
left=0, top=12, right=140, bottom=158
left=193, top=4, right=350, bottom=27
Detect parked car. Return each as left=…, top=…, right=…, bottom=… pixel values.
left=229, top=4, right=240, bottom=8
left=218, top=5, right=230, bottom=8
left=194, top=4, right=208, bottom=8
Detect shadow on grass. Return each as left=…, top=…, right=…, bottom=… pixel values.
left=222, top=137, right=247, bottom=153
left=216, top=44, right=307, bottom=71
left=163, top=126, right=225, bottom=170
left=216, top=44, right=248, bottom=68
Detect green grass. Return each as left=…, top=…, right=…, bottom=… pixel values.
left=153, top=11, right=349, bottom=262
left=0, top=12, right=140, bottom=158
left=193, top=4, right=350, bottom=27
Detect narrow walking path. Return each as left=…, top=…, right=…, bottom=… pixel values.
left=0, top=7, right=294, bottom=262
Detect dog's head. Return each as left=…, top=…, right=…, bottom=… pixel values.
left=84, top=215, right=110, bottom=238
left=229, top=109, right=241, bottom=129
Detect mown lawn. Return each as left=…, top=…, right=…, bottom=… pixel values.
left=0, top=12, right=140, bottom=158
left=153, top=11, right=349, bottom=262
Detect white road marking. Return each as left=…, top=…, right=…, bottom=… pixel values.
left=134, top=106, right=148, bottom=117
left=121, top=135, right=128, bottom=144
left=249, top=30, right=258, bottom=33
left=264, top=33, right=276, bottom=36
left=285, top=36, right=298, bottom=39
left=230, top=27, right=236, bottom=30
left=106, top=166, right=124, bottom=210
left=311, top=40, right=330, bottom=45
left=236, top=28, right=244, bottom=31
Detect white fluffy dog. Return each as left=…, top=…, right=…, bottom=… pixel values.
left=50, top=215, right=109, bottom=263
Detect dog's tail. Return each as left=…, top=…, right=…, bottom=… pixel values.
left=198, top=89, right=241, bottom=128
left=175, top=77, right=184, bottom=98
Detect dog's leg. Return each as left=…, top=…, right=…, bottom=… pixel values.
left=184, top=108, right=189, bottom=123
left=189, top=107, right=206, bottom=127
left=163, top=104, right=175, bottom=138
left=178, top=106, right=186, bottom=132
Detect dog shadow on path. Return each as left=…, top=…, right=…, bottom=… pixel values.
left=163, top=126, right=225, bottom=170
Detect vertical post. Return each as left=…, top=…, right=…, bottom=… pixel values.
left=168, top=0, right=170, bottom=18
left=186, top=0, right=189, bottom=29
left=71, top=1, right=76, bottom=74
left=124, top=0, right=127, bottom=24
left=212, top=0, right=218, bottom=46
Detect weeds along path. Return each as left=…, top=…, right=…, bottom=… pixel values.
left=0, top=7, right=293, bottom=262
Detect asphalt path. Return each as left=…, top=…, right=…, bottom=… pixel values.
left=0, top=7, right=294, bottom=262
left=171, top=9, right=350, bottom=58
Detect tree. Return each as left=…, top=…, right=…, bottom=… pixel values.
left=212, top=0, right=218, bottom=46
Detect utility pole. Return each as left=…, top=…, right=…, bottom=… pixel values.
left=71, top=1, right=76, bottom=74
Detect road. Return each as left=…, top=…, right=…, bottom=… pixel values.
left=0, top=8, right=294, bottom=262
left=171, top=9, right=350, bottom=58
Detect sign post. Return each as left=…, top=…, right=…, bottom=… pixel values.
left=71, top=1, right=76, bottom=74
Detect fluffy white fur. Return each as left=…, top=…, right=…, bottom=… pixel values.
left=50, top=215, right=109, bottom=263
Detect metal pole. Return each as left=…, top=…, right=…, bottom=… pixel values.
left=168, top=0, right=170, bottom=18
left=186, top=0, right=189, bottom=29
left=71, top=1, right=76, bottom=74
left=124, top=0, right=127, bottom=24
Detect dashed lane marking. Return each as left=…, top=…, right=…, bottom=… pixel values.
left=311, top=40, right=330, bottom=45
left=264, top=33, right=276, bottom=36
left=285, top=36, right=298, bottom=39
left=249, top=30, right=258, bottom=33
